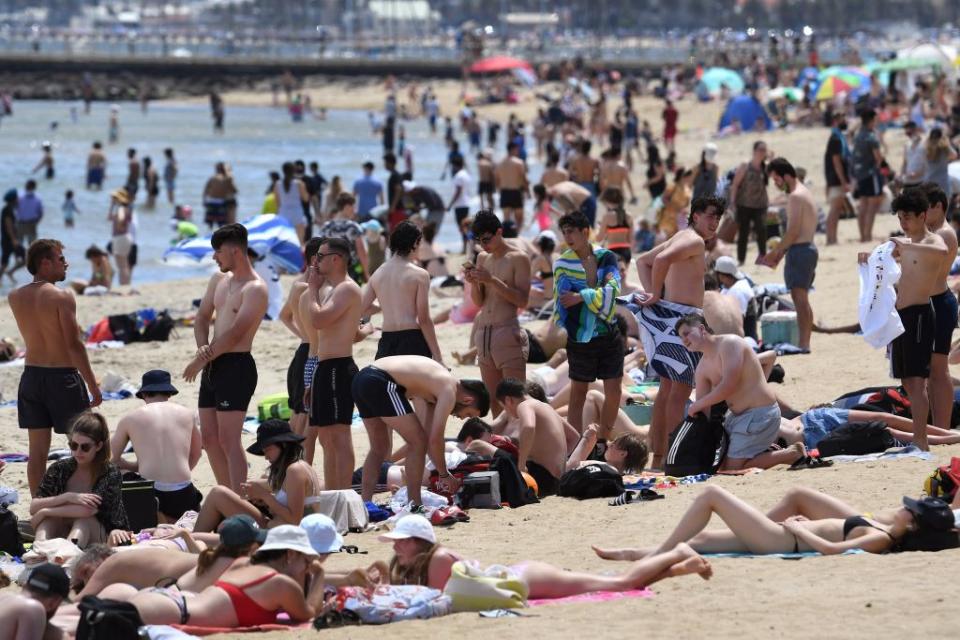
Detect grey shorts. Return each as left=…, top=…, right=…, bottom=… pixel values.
left=724, top=402, right=781, bottom=460
left=784, top=243, right=818, bottom=290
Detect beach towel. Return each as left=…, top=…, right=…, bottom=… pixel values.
left=171, top=622, right=306, bottom=636
left=633, top=299, right=702, bottom=386
left=528, top=588, right=654, bottom=607
left=623, top=473, right=711, bottom=491
left=858, top=241, right=903, bottom=349
left=823, top=445, right=933, bottom=464
left=703, top=549, right=865, bottom=560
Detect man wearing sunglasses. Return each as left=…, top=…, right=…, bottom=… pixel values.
left=10, top=239, right=101, bottom=496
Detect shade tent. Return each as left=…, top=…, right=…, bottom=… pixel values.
left=698, top=67, right=745, bottom=96
left=469, top=56, right=533, bottom=74
left=164, top=214, right=304, bottom=273
left=718, top=95, right=772, bottom=132
left=891, top=43, right=958, bottom=100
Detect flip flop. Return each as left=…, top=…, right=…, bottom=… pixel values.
left=445, top=505, right=470, bottom=523
left=430, top=507, right=457, bottom=527
left=788, top=455, right=834, bottom=471
left=608, top=489, right=664, bottom=506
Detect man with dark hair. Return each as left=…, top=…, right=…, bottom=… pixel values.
left=362, top=220, right=444, bottom=362
left=823, top=110, right=851, bottom=245
left=353, top=161, right=383, bottom=221
left=677, top=313, right=804, bottom=470
left=111, top=370, right=203, bottom=522
left=455, top=416, right=519, bottom=458
left=301, top=236, right=363, bottom=488
left=859, top=187, right=946, bottom=450
left=919, top=182, right=959, bottom=429
left=353, top=355, right=488, bottom=506
left=635, top=196, right=721, bottom=469
left=183, top=223, right=268, bottom=492
left=404, top=181, right=446, bottom=232
left=467, top=211, right=531, bottom=415
left=495, top=141, right=529, bottom=228
left=0, top=563, right=70, bottom=638
left=10, top=239, right=100, bottom=495
left=553, top=210, right=622, bottom=443
left=762, top=157, right=818, bottom=351
left=852, top=108, right=885, bottom=242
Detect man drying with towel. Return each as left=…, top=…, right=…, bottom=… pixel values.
left=634, top=196, right=723, bottom=469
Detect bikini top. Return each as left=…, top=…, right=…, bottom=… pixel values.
left=215, top=572, right=279, bottom=627
left=604, top=225, right=632, bottom=249
left=842, top=515, right=894, bottom=542
left=275, top=488, right=323, bottom=509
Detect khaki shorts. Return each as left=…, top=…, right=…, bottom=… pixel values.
left=475, top=320, right=528, bottom=371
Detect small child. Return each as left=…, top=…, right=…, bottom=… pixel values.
left=62, top=190, right=79, bottom=227
left=634, top=219, right=655, bottom=253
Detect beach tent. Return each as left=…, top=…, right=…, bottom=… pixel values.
left=164, top=214, right=304, bottom=273
left=470, top=56, right=533, bottom=74
left=718, top=95, right=772, bottom=132
left=891, top=43, right=958, bottom=99
left=697, top=67, right=745, bottom=97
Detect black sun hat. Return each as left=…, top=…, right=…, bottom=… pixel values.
left=246, top=419, right=304, bottom=456
left=136, top=369, right=179, bottom=399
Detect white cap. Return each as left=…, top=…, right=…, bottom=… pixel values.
left=402, top=180, right=417, bottom=191
left=714, top=256, right=744, bottom=279
left=377, top=514, right=436, bottom=544
left=300, top=514, right=343, bottom=554
left=703, top=142, right=718, bottom=160
left=256, top=525, right=318, bottom=557
left=536, top=229, right=557, bottom=243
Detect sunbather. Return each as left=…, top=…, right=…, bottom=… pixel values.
left=778, top=406, right=960, bottom=449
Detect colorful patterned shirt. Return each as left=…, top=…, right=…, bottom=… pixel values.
left=552, top=245, right=621, bottom=343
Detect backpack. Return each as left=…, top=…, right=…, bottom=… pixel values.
left=924, top=457, right=960, bottom=502
left=834, top=386, right=911, bottom=417
left=76, top=597, right=144, bottom=640
left=664, top=407, right=728, bottom=477
left=140, top=311, right=175, bottom=342
left=106, top=313, right=140, bottom=344
left=487, top=450, right=539, bottom=508
left=0, top=504, right=24, bottom=557
left=558, top=462, right=625, bottom=500
left=816, top=421, right=896, bottom=457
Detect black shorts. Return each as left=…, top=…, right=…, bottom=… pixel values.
left=566, top=331, right=625, bottom=382
left=198, top=352, right=258, bottom=412
left=286, top=343, right=310, bottom=414
left=931, top=290, right=959, bottom=355
left=352, top=366, right=413, bottom=419
left=18, top=366, right=90, bottom=434
left=309, top=357, right=358, bottom=427
left=155, top=483, right=203, bottom=520
left=526, top=460, right=559, bottom=497
left=478, top=181, right=494, bottom=195
left=526, top=330, right=548, bottom=364
left=376, top=329, right=432, bottom=360
left=499, top=188, right=523, bottom=209
left=1, top=243, right=24, bottom=268
left=454, top=207, right=471, bottom=230
left=855, top=172, right=883, bottom=198
left=890, top=302, right=935, bottom=379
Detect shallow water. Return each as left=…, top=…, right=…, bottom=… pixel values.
left=0, top=100, right=512, bottom=287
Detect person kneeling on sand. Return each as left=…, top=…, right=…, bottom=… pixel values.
left=677, top=314, right=805, bottom=470
left=0, top=563, right=70, bottom=639
left=381, top=514, right=712, bottom=597
left=593, top=486, right=959, bottom=559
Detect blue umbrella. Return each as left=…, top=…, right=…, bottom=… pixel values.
left=699, top=67, right=745, bottom=96
left=795, top=66, right=820, bottom=87
left=164, top=214, right=304, bottom=273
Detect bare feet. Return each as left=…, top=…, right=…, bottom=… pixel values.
left=667, top=543, right=713, bottom=580
left=592, top=545, right=646, bottom=562
left=788, top=442, right=806, bottom=463
left=452, top=350, right=475, bottom=366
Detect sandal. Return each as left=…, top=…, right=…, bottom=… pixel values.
left=445, top=505, right=470, bottom=523
left=788, top=455, right=834, bottom=471
left=313, top=609, right=362, bottom=630
left=430, top=507, right=457, bottom=527
left=608, top=488, right=664, bottom=506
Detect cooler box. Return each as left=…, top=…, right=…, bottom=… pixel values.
left=623, top=402, right=654, bottom=426
left=760, top=311, right=799, bottom=346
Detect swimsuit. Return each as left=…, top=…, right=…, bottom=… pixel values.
left=275, top=487, right=323, bottom=517
left=376, top=328, right=432, bottom=360
left=149, top=586, right=190, bottom=624
left=842, top=516, right=895, bottom=542
left=309, top=356, right=358, bottom=427
left=889, top=302, right=935, bottom=379
left=198, top=352, right=258, bottom=412
left=18, top=366, right=90, bottom=434
left=352, top=366, right=413, bottom=419
left=215, top=572, right=279, bottom=627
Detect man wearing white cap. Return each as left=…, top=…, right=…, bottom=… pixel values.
left=713, top=256, right=758, bottom=340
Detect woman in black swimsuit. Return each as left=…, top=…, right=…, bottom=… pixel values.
left=593, top=486, right=957, bottom=560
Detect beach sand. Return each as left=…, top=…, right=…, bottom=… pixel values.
left=1, top=88, right=958, bottom=638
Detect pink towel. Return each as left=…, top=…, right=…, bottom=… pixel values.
left=528, top=588, right=654, bottom=607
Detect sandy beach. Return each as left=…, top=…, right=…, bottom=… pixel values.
left=2, top=86, right=958, bottom=638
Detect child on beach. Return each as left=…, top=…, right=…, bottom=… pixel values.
left=62, top=190, right=79, bottom=228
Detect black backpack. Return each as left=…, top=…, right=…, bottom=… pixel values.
left=76, top=597, right=144, bottom=640
left=815, top=421, right=896, bottom=457
left=0, top=505, right=24, bottom=557
left=664, top=406, right=728, bottom=477
left=559, top=463, right=625, bottom=500
left=140, top=311, right=175, bottom=342
left=488, top=449, right=539, bottom=508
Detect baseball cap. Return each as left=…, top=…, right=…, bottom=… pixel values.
left=256, top=525, right=319, bottom=557
left=536, top=229, right=558, bottom=244
left=903, top=496, right=955, bottom=532
left=361, top=219, right=383, bottom=233
left=26, top=563, right=70, bottom=599
left=703, top=142, right=718, bottom=161
left=714, top=256, right=744, bottom=280
left=300, top=514, right=343, bottom=554
left=377, top=514, right=436, bottom=544
left=219, top=514, right=268, bottom=547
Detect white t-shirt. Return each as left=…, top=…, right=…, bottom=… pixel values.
left=721, top=279, right=754, bottom=315
left=858, top=241, right=903, bottom=349
left=452, top=169, right=472, bottom=208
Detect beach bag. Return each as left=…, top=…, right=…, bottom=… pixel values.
left=140, top=311, right=175, bottom=342
left=444, top=561, right=528, bottom=611
left=833, top=386, right=911, bottom=416
left=76, top=597, right=144, bottom=640
left=924, top=457, right=960, bottom=502
left=816, top=421, right=895, bottom=457
left=0, top=505, right=24, bottom=557
left=121, top=473, right=158, bottom=532
left=558, top=462, right=624, bottom=500
left=257, top=393, right=292, bottom=422
left=334, top=585, right=451, bottom=624
left=313, top=490, right=369, bottom=534
left=664, top=407, right=728, bottom=477
left=488, top=449, right=539, bottom=508
left=459, top=471, right=501, bottom=509
left=107, top=313, right=140, bottom=344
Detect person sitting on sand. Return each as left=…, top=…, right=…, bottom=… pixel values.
left=593, top=485, right=959, bottom=559
left=777, top=406, right=960, bottom=450
left=192, top=420, right=323, bottom=533
left=70, top=245, right=113, bottom=295
left=381, top=514, right=712, bottom=598
left=0, top=564, right=70, bottom=639
left=565, top=425, right=649, bottom=474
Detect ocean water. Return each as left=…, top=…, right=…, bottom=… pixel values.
left=0, top=100, right=517, bottom=287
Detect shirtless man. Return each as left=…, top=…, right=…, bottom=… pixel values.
left=702, top=272, right=745, bottom=337
left=761, top=158, right=818, bottom=351
left=183, top=224, right=268, bottom=492
left=477, top=150, right=496, bottom=212
left=634, top=196, right=722, bottom=469
left=353, top=355, right=489, bottom=506
left=494, top=141, right=529, bottom=228
left=919, top=182, right=959, bottom=430
left=539, top=149, right=569, bottom=188
left=465, top=211, right=531, bottom=415
left=495, top=378, right=568, bottom=496
left=599, top=148, right=636, bottom=203
left=86, top=142, right=106, bottom=190
left=678, top=314, right=804, bottom=470
left=859, top=188, right=947, bottom=451
left=111, top=370, right=202, bottom=523
left=9, top=240, right=100, bottom=496
left=362, top=221, right=443, bottom=362
left=303, top=237, right=363, bottom=488
left=547, top=181, right=595, bottom=226
left=124, top=148, right=140, bottom=201
left=0, top=563, right=69, bottom=640
left=568, top=139, right=599, bottom=196
left=279, top=237, right=322, bottom=436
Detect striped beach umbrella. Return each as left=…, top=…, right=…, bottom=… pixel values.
left=164, top=214, right=304, bottom=273
left=815, top=67, right=870, bottom=101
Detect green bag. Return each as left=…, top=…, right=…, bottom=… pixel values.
left=257, top=393, right=292, bottom=422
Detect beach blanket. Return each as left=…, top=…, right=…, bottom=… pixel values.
left=171, top=622, right=307, bottom=636
left=623, top=472, right=711, bottom=491
left=823, top=445, right=933, bottom=464
left=704, top=549, right=865, bottom=559
left=632, top=298, right=702, bottom=386
left=528, top=588, right=654, bottom=607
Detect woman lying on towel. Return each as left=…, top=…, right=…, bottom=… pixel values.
left=192, top=420, right=323, bottom=533
left=381, top=514, right=712, bottom=599
left=778, top=406, right=960, bottom=449
left=593, top=486, right=959, bottom=559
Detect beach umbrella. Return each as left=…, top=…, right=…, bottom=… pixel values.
left=795, top=66, right=820, bottom=86
left=164, top=213, right=304, bottom=273
left=768, top=86, right=804, bottom=102
left=814, top=67, right=870, bottom=101
left=470, top=56, right=532, bottom=74
left=698, top=67, right=745, bottom=96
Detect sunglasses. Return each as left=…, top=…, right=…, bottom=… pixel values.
left=69, top=440, right=95, bottom=453
left=315, top=252, right=339, bottom=260
left=476, top=234, right=495, bottom=245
